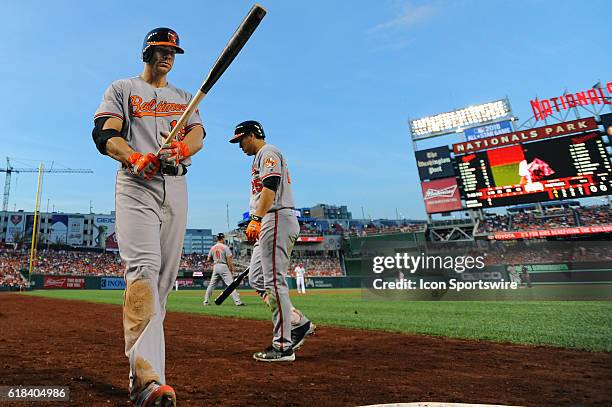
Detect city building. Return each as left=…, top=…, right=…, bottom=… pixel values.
left=183, top=229, right=213, bottom=255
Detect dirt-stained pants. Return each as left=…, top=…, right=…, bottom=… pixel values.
left=115, top=170, right=187, bottom=399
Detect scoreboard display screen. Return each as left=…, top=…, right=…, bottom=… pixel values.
left=456, top=132, right=612, bottom=208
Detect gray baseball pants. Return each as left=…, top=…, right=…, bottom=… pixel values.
left=249, top=208, right=309, bottom=350
left=115, top=170, right=187, bottom=399
left=204, top=263, right=242, bottom=304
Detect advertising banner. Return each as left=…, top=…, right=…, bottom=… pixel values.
left=491, top=225, right=612, bottom=240
left=100, top=277, right=125, bottom=290
left=93, top=215, right=116, bottom=250
left=67, top=217, right=84, bottom=246
left=176, top=278, right=195, bottom=288
left=6, top=213, right=25, bottom=243
left=297, top=236, right=325, bottom=242
left=24, top=214, right=36, bottom=242
left=50, top=215, right=68, bottom=245
left=414, top=146, right=455, bottom=181
left=43, top=276, right=85, bottom=289
left=453, top=117, right=598, bottom=154
left=465, top=120, right=513, bottom=141
left=420, top=178, right=463, bottom=214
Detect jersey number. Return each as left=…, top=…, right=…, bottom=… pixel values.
left=252, top=178, right=263, bottom=194
left=170, top=120, right=187, bottom=141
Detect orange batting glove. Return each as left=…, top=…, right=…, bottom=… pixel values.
left=159, top=140, right=190, bottom=167
left=245, top=215, right=262, bottom=241
left=128, top=152, right=160, bottom=180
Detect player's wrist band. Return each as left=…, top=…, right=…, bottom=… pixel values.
left=251, top=214, right=263, bottom=222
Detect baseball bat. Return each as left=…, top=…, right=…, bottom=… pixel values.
left=214, top=267, right=250, bottom=305
left=156, top=4, right=267, bottom=154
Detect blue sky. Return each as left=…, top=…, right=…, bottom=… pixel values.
left=2, top=0, right=611, bottom=233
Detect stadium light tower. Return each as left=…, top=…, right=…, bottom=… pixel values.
left=1, top=157, right=94, bottom=212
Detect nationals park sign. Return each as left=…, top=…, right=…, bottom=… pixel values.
left=452, top=117, right=598, bottom=155
left=530, top=82, right=612, bottom=121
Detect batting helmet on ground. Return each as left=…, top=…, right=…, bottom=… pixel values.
left=142, top=27, right=185, bottom=62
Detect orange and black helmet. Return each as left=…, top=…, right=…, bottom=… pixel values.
left=142, top=27, right=185, bottom=62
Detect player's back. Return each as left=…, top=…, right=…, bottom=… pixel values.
left=209, top=243, right=230, bottom=264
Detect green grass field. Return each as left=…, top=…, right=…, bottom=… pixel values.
left=23, top=289, right=612, bottom=352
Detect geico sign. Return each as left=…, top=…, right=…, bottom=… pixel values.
left=461, top=272, right=502, bottom=281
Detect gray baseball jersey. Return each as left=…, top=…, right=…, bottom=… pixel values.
left=207, top=243, right=232, bottom=265
left=249, top=144, right=294, bottom=214
left=94, top=76, right=203, bottom=166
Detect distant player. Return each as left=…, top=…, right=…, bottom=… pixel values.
left=230, top=120, right=315, bottom=362
left=92, top=27, right=205, bottom=406
left=294, top=263, right=306, bottom=294
left=508, top=265, right=521, bottom=285
left=203, top=233, right=244, bottom=306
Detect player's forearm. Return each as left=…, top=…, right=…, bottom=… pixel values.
left=254, top=187, right=275, bottom=218
left=105, top=137, right=135, bottom=167
left=182, top=127, right=204, bottom=157
left=227, top=257, right=235, bottom=274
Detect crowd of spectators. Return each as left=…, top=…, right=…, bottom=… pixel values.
left=300, top=223, right=321, bottom=236
left=288, top=257, right=343, bottom=277
left=180, top=253, right=213, bottom=272
left=478, top=214, right=510, bottom=233
left=577, top=205, right=612, bottom=226
left=35, top=250, right=124, bottom=276
left=1, top=247, right=339, bottom=280
left=232, top=252, right=343, bottom=277
left=483, top=243, right=612, bottom=265
left=476, top=205, right=612, bottom=234
left=510, top=210, right=577, bottom=231
left=347, top=223, right=425, bottom=237
left=0, top=250, right=29, bottom=288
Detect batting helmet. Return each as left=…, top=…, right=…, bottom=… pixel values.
left=142, top=27, right=185, bottom=62
left=230, top=120, right=265, bottom=143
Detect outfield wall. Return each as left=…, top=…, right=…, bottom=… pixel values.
left=25, top=261, right=611, bottom=291
left=28, top=275, right=363, bottom=290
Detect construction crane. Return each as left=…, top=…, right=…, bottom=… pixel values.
left=1, top=157, right=93, bottom=212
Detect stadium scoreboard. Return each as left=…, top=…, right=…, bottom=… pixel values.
left=456, top=132, right=612, bottom=208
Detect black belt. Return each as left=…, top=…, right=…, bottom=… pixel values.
left=267, top=207, right=295, bottom=213
left=122, top=164, right=188, bottom=176
left=161, top=164, right=188, bottom=176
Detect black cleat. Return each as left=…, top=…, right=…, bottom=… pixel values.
left=253, top=346, right=295, bottom=362
left=291, top=321, right=316, bottom=351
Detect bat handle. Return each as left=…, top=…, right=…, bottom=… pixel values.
left=155, top=127, right=181, bottom=156
left=154, top=89, right=207, bottom=156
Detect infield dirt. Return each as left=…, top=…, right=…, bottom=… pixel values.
left=1, top=294, right=610, bottom=406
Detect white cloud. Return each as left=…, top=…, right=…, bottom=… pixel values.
left=370, top=2, right=438, bottom=33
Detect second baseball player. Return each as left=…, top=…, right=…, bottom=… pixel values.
left=203, top=233, right=245, bottom=306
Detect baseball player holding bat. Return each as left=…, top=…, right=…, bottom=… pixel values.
left=230, top=120, right=316, bottom=362
left=92, top=6, right=265, bottom=404
left=92, top=28, right=204, bottom=406
left=203, top=233, right=245, bottom=306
